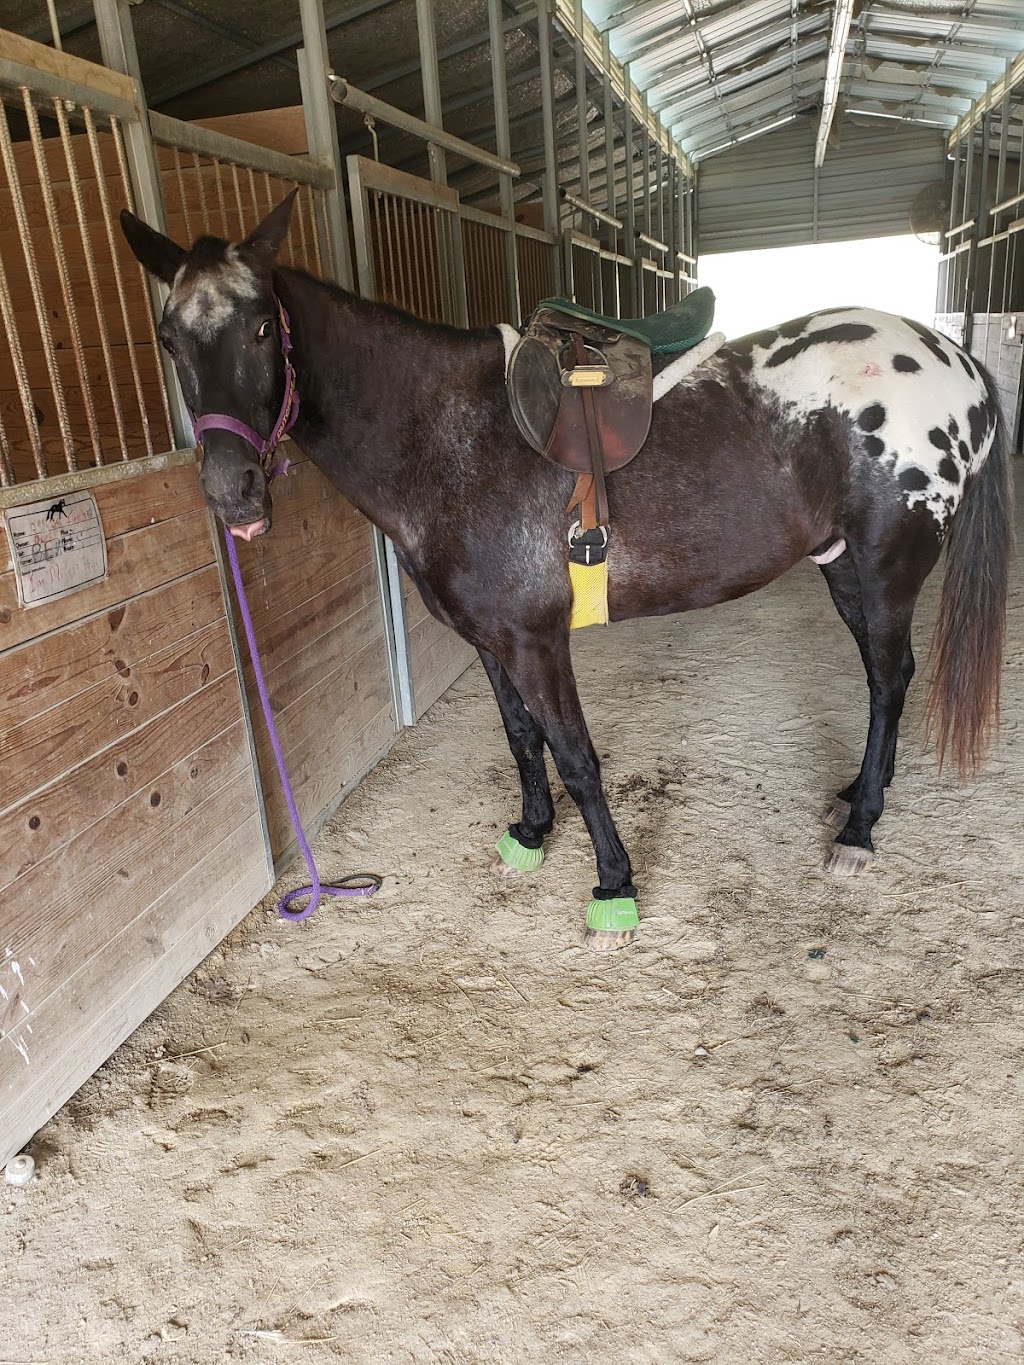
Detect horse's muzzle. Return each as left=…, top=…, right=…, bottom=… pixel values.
left=229, top=515, right=271, bottom=541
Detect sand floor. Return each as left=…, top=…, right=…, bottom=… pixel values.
left=5, top=486, right=1023, bottom=1364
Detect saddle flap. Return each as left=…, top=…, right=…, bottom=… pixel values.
left=508, top=323, right=653, bottom=473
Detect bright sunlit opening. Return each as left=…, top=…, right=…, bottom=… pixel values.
left=698, top=235, right=940, bottom=341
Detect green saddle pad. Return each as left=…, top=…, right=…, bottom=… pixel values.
left=538, top=285, right=715, bottom=356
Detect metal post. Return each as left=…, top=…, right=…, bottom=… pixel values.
left=994, top=58, right=1011, bottom=314
left=416, top=0, right=469, bottom=324
left=92, top=0, right=189, bottom=448
left=537, top=0, right=563, bottom=291
left=665, top=154, right=677, bottom=304
left=641, top=92, right=652, bottom=240
left=488, top=0, right=520, bottom=323
left=416, top=0, right=447, bottom=186
left=623, top=63, right=637, bottom=313
left=944, top=138, right=961, bottom=316
left=601, top=32, right=616, bottom=225
left=297, top=0, right=354, bottom=289
left=965, top=111, right=990, bottom=348
left=573, top=0, right=590, bottom=206
left=601, top=32, right=619, bottom=316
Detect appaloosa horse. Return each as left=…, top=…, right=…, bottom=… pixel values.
left=121, top=194, right=1013, bottom=950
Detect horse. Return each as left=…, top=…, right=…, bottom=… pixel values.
left=120, top=192, right=1014, bottom=952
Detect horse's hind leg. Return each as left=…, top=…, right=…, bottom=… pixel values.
left=819, top=547, right=933, bottom=874
left=478, top=648, right=555, bottom=874
left=496, top=632, right=637, bottom=951
left=818, top=557, right=909, bottom=826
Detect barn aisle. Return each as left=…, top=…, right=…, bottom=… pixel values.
left=6, top=481, right=1023, bottom=1364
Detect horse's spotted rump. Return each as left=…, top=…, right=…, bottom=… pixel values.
left=764, top=322, right=876, bottom=368
left=726, top=307, right=997, bottom=533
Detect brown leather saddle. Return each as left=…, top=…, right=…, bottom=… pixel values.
left=508, top=305, right=653, bottom=564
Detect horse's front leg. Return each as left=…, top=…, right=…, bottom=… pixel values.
left=479, top=647, right=554, bottom=874
left=496, top=632, right=638, bottom=952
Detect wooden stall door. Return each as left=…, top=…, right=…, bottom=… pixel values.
left=0, top=459, right=272, bottom=1167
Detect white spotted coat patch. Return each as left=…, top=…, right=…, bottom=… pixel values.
left=730, top=307, right=998, bottom=531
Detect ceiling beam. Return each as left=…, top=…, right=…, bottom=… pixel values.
left=815, top=0, right=855, bottom=166
left=947, top=47, right=1024, bottom=148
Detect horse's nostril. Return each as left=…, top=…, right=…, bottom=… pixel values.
left=240, top=468, right=256, bottom=500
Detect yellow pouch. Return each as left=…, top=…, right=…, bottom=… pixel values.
left=569, top=558, right=609, bottom=629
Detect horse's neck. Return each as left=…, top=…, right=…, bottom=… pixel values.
left=277, top=269, right=502, bottom=544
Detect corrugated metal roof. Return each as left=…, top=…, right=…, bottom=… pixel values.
left=586, top=0, right=1024, bottom=161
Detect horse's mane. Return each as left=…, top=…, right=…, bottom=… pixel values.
left=274, top=262, right=502, bottom=346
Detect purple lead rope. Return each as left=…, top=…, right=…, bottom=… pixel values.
left=224, top=529, right=381, bottom=922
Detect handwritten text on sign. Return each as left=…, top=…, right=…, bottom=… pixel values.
left=4, top=491, right=108, bottom=609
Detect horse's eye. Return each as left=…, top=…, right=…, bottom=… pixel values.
left=256, top=320, right=273, bottom=340
left=159, top=334, right=176, bottom=358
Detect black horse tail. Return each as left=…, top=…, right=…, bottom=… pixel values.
left=926, top=363, right=1015, bottom=777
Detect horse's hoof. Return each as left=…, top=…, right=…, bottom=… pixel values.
left=584, top=896, right=639, bottom=952
left=820, top=797, right=852, bottom=830
left=827, top=844, right=875, bottom=877
left=583, top=926, right=637, bottom=952
left=493, top=830, right=544, bottom=876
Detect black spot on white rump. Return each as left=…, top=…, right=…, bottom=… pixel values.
left=938, top=455, right=960, bottom=484
left=893, top=354, right=921, bottom=373
left=765, top=323, right=876, bottom=368
left=967, top=402, right=988, bottom=452
left=902, top=318, right=951, bottom=367
left=858, top=403, right=886, bottom=432
left=862, top=434, right=885, bottom=458
left=957, top=353, right=974, bottom=378
left=899, top=467, right=930, bottom=492
left=929, top=427, right=952, bottom=453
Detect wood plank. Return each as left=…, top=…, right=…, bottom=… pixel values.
left=0, top=670, right=245, bottom=890
left=268, top=704, right=397, bottom=863
left=0, top=565, right=223, bottom=723
left=245, top=595, right=385, bottom=718
left=232, top=486, right=375, bottom=628
left=1, top=736, right=258, bottom=1020
left=253, top=632, right=395, bottom=857
left=0, top=28, right=135, bottom=106
left=410, top=623, right=475, bottom=719
left=0, top=809, right=269, bottom=1168
left=0, top=508, right=214, bottom=650
left=1, top=617, right=236, bottom=816
left=194, top=107, right=310, bottom=157
left=0, top=462, right=202, bottom=567
left=238, top=558, right=382, bottom=695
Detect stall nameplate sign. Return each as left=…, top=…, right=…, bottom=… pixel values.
left=3, top=491, right=108, bottom=609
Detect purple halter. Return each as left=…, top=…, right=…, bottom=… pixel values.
left=191, top=295, right=299, bottom=481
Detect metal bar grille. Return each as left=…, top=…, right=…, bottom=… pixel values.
left=0, top=89, right=181, bottom=483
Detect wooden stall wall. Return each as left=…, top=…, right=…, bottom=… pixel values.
left=226, top=448, right=397, bottom=863
left=0, top=459, right=271, bottom=1167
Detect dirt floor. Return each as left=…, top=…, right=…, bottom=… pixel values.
left=6, top=487, right=1024, bottom=1364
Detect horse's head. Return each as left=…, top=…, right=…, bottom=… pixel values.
left=120, top=192, right=299, bottom=540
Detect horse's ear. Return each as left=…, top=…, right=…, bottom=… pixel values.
left=119, top=210, right=186, bottom=285
left=240, top=190, right=298, bottom=264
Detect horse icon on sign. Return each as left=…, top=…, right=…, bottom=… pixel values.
left=45, top=499, right=68, bottom=522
